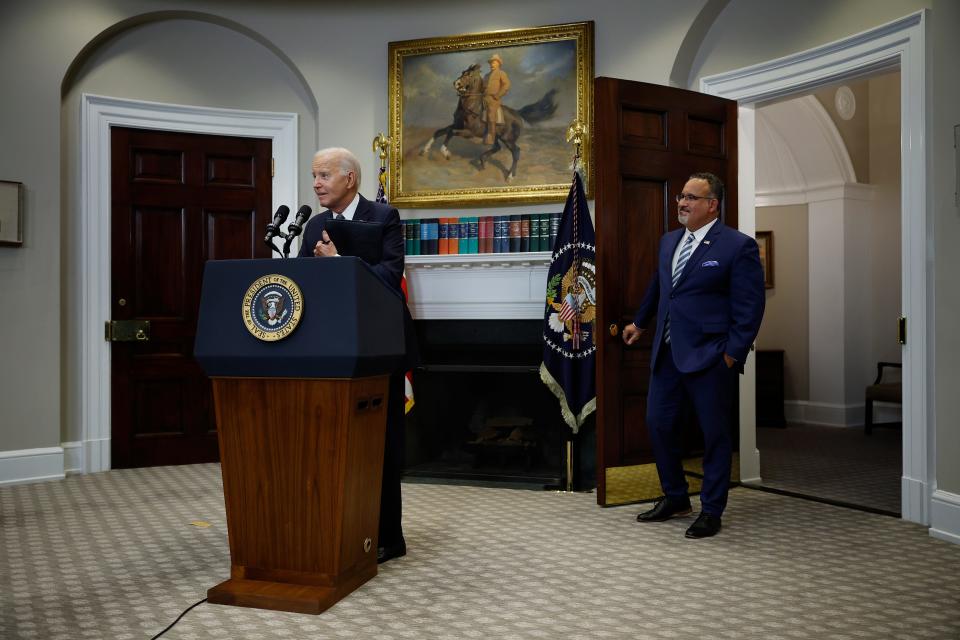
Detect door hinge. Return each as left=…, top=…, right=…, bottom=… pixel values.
left=271, top=157, right=275, bottom=178
left=898, top=316, right=907, bottom=345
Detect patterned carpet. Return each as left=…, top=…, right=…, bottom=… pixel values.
left=2, top=463, right=959, bottom=639
left=757, top=424, right=902, bottom=514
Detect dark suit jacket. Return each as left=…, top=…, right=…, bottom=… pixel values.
left=298, top=194, right=404, bottom=290
left=633, top=221, right=765, bottom=374
left=298, top=194, right=418, bottom=368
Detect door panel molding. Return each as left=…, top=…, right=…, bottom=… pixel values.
left=701, top=11, right=929, bottom=524
left=78, top=94, right=297, bottom=474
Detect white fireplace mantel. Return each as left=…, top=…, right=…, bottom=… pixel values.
left=405, top=253, right=551, bottom=319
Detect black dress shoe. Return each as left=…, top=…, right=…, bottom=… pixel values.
left=377, top=538, right=407, bottom=564
left=636, top=497, right=692, bottom=522
left=685, top=513, right=722, bottom=538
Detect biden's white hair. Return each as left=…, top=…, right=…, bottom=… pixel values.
left=314, top=147, right=361, bottom=185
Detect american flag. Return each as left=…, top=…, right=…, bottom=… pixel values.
left=376, top=166, right=415, bottom=414
left=559, top=292, right=578, bottom=322
left=560, top=291, right=582, bottom=350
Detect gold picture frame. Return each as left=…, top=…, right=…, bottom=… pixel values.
left=0, top=180, right=23, bottom=247
left=756, top=230, right=774, bottom=289
left=388, top=21, right=594, bottom=207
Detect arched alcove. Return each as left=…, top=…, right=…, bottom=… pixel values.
left=59, top=12, right=319, bottom=469
left=60, top=10, right=318, bottom=114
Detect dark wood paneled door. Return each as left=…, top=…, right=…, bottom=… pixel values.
left=111, top=127, right=272, bottom=468
left=594, top=78, right=737, bottom=505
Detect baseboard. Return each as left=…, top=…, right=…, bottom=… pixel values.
left=783, top=401, right=859, bottom=426
left=62, top=441, right=83, bottom=476
left=783, top=400, right=902, bottom=427
left=0, top=447, right=66, bottom=486
left=929, top=489, right=960, bottom=545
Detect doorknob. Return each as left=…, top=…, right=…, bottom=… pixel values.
left=609, top=324, right=619, bottom=337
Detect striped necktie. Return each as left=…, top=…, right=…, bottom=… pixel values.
left=665, top=233, right=696, bottom=344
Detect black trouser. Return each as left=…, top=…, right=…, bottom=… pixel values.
left=378, top=371, right=405, bottom=547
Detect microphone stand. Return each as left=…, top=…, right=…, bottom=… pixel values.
left=282, top=207, right=312, bottom=258
left=266, top=234, right=286, bottom=257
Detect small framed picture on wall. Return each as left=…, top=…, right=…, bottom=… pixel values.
left=756, top=230, right=773, bottom=289
left=0, top=181, right=24, bottom=247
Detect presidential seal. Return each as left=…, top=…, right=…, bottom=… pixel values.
left=241, top=274, right=303, bottom=342
left=544, top=256, right=596, bottom=357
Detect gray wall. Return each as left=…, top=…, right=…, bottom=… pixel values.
left=930, top=0, right=960, bottom=496
left=0, top=0, right=706, bottom=455
left=690, top=0, right=960, bottom=495
left=59, top=19, right=319, bottom=445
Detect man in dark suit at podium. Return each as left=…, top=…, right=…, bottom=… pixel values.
left=299, top=147, right=413, bottom=563
left=622, top=172, right=764, bottom=539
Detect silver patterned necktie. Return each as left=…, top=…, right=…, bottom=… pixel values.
left=665, top=233, right=696, bottom=344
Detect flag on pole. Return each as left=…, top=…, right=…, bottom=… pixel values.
left=539, top=172, right=596, bottom=432
left=376, top=166, right=415, bottom=414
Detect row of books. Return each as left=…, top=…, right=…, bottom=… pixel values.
left=403, top=213, right=561, bottom=255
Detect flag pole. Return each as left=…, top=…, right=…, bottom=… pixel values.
left=561, top=120, right=586, bottom=494
left=372, top=132, right=391, bottom=188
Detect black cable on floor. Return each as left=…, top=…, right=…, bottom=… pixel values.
left=150, top=597, right=207, bottom=639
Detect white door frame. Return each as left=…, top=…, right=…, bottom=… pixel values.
left=701, top=11, right=929, bottom=524
left=78, top=94, right=298, bottom=474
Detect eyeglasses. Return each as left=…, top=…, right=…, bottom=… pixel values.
left=675, top=193, right=717, bottom=203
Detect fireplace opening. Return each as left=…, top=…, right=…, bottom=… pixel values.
left=402, top=320, right=570, bottom=486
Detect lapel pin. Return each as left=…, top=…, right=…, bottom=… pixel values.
left=703, top=240, right=711, bottom=245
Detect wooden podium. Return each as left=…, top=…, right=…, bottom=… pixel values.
left=194, top=257, right=405, bottom=614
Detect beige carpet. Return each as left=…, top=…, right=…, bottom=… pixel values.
left=2, top=463, right=959, bottom=639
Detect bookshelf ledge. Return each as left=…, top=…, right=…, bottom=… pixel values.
left=406, top=252, right=552, bottom=268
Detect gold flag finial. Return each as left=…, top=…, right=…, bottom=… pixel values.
left=372, top=132, right=391, bottom=169
left=566, top=120, right=585, bottom=148
left=566, top=120, right=586, bottom=169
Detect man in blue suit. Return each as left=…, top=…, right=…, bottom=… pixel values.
left=622, top=172, right=765, bottom=538
left=299, top=147, right=415, bottom=563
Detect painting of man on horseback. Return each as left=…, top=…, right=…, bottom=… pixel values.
left=420, top=56, right=559, bottom=182
left=387, top=22, right=594, bottom=205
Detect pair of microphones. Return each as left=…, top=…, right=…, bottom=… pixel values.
left=264, top=205, right=312, bottom=257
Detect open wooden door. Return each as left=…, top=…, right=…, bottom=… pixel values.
left=594, top=78, right=737, bottom=506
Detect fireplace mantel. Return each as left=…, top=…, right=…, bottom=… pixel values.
left=405, top=252, right=551, bottom=319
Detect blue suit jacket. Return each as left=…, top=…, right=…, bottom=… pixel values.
left=633, top=221, right=765, bottom=374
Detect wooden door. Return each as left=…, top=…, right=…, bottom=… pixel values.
left=594, top=78, right=737, bottom=505
left=111, top=127, right=272, bottom=468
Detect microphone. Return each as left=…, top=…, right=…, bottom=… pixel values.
left=285, top=205, right=312, bottom=239
left=282, top=205, right=313, bottom=257
left=264, top=205, right=290, bottom=243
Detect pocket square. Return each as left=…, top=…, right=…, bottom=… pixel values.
left=702, top=260, right=720, bottom=267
